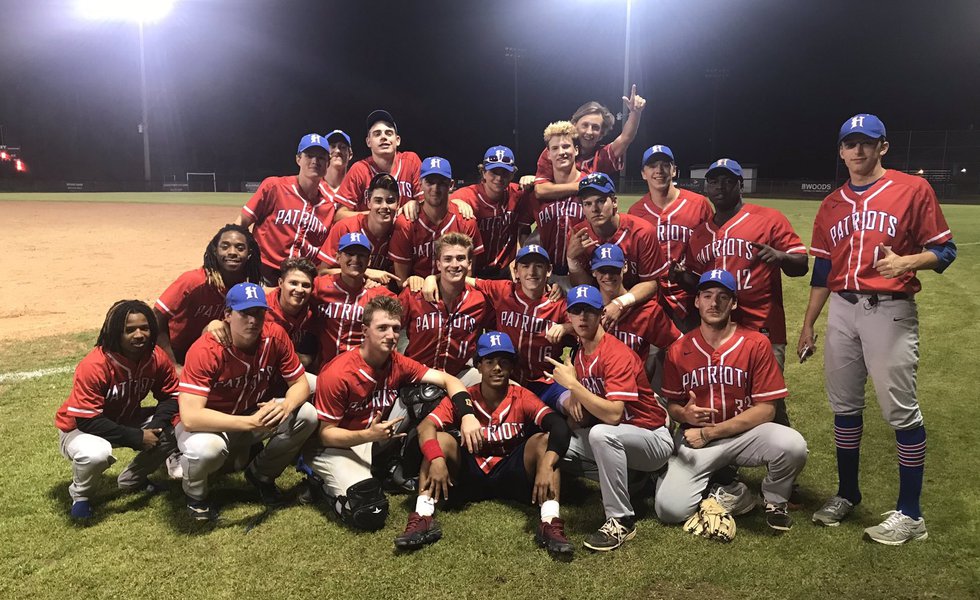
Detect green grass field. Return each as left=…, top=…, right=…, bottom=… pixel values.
left=1, top=193, right=978, bottom=600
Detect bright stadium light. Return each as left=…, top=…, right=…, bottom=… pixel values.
left=77, top=0, right=175, bottom=23
left=961, top=168, right=968, bottom=173
left=14, top=159, right=25, bottom=172
left=76, top=0, right=176, bottom=187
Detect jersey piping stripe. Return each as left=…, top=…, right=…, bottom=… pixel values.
left=155, top=299, right=174, bottom=316
left=357, top=368, right=377, bottom=383
left=242, top=205, right=257, bottom=218
left=840, top=180, right=893, bottom=290
left=532, top=405, right=549, bottom=425
left=717, top=336, right=745, bottom=423
left=316, top=407, right=342, bottom=421
left=754, top=388, right=788, bottom=399
left=923, top=230, right=952, bottom=245
left=67, top=406, right=100, bottom=415
left=179, top=382, right=210, bottom=393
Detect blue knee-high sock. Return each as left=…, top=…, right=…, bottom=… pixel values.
left=834, top=414, right=863, bottom=504
left=896, top=426, right=926, bottom=520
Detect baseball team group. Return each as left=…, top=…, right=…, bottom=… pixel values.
left=53, top=91, right=956, bottom=557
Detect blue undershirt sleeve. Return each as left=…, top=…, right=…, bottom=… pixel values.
left=926, top=240, right=956, bottom=273
left=810, top=257, right=831, bottom=287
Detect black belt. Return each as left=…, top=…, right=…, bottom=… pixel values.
left=838, top=290, right=910, bottom=306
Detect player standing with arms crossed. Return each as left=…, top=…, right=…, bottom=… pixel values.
left=628, top=145, right=713, bottom=331
left=55, top=300, right=179, bottom=519
left=533, top=89, right=646, bottom=200
left=681, top=159, right=808, bottom=426
left=451, top=145, right=534, bottom=279
left=176, top=283, right=317, bottom=520
left=237, top=133, right=336, bottom=284
left=548, top=285, right=673, bottom=551
left=394, top=331, right=574, bottom=557
left=801, top=114, right=956, bottom=544
left=655, top=270, right=807, bottom=532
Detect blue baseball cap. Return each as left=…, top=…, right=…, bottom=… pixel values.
left=705, top=158, right=743, bottom=179
left=838, top=113, right=886, bottom=142
left=476, top=331, right=517, bottom=358
left=590, top=244, right=625, bottom=270
left=226, top=283, right=268, bottom=311
left=325, top=129, right=351, bottom=147
left=567, top=285, right=604, bottom=310
left=338, top=232, right=372, bottom=253
left=642, top=144, right=675, bottom=166
left=297, top=133, right=329, bottom=154
left=698, top=269, right=738, bottom=293
left=420, top=156, right=452, bottom=180
left=366, top=109, right=397, bottom=133
left=515, top=244, right=551, bottom=264
left=483, top=145, right=516, bottom=172
left=578, top=172, right=616, bottom=196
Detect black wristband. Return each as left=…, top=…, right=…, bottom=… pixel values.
left=451, top=391, right=475, bottom=417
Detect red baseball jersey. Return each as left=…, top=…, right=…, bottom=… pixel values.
left=451, top=183, right=533, bottom=271
left=427, top=383, right=552, bottom=474
left=662, top=325, right=787, bottom=425
left=608, top=299, right=682, bottom=362
left=810, top=170, right=953, bottom=294
left=264, top=286, right=311, bottom=348
left=155, top=268, right=227, bottom=360
left=242, top=176, right=336, bottom=270
left=178, top=321, right=305, bottom=417
left=534, top=144, right=622, bottom=184
left=571, top=213, right=668, bottom=284
left=309, top=274, right=395, bottom=368
left=628, top=191, right=713, bottom=319
left=317, top=213, right=394, bottom=273
left=317, top=180, right=345, bottom=212
left=55, top=346, right=178, bottom=432
left=526, top=172, right=587, bottom=272
left=336, top=152, right=422, bottom=210
left=388, top=206, right=485, bottom=278
left=314, top=349, right=429, bottom=430
left=685, top=204, right=807, bottom=344
left=399, top=285, right=492, bottom=374
left=574, top=334, right=666, bottom=429
left=475, top=279, right=568, bottom=384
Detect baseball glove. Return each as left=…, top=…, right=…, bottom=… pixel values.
left=683, top=497, right=737, bottom=542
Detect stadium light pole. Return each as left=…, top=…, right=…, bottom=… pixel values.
left=77, top=0, right=175, bottom=187
left=504, top=47, right=524, bottom=159
left=619, top=0, right=632, bottom=194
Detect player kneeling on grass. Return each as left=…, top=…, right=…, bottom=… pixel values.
left=395, top=331, right=574, bottom=557
left=655, top=270, right=808, bottom=533
left=176, top=283, right=317, bottom=521
left=548, top=285, right=674, bottom=552
left=305, top=296, right=482, bottom=531
left=55, top=300, right=180, bottom=520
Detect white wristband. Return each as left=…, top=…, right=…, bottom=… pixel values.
left=615, top=292, right=636, bottom=307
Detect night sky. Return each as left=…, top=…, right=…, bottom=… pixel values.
left=1, top=0, right=978, bottom=185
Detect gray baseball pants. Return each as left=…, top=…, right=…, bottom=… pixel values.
left=59, top=428, right=177, bottom=502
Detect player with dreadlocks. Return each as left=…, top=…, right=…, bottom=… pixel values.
left=154, top=224, right=262, bottom=372
left=153, top=224, right=262, bottom=479
left=55, top=300, right=180, bottom=519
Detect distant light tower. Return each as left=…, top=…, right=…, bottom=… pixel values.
left=505, top=47, right=525, bottom=159
left=619, top=0, right=632, bottom=194
left=78, top=0, right=176, bottom=186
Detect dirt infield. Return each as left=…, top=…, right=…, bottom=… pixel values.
left=0, top=201, right=238, bottom=340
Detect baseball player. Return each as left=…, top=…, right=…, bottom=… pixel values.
left=318, top=173, right=399, bottom=285
left=567, top=172, right=667, bottom=327
left=394, top=331, right=574, bottom=557
left=400, top=233, right=492, bottom=383
left=176, top=282, right=317, bottom=521
left=318, top=129, right=354, bottom=208
left=305, top=295, right=482, bottom=531
left=627, top=144, right=713, bottom=331
left=533, top=87, right=646, bottom=200
left=237, top=133, right=336, bottom=284
left=335, top=109, right=422, bottom=218
left=655, top=270, right=808, bottom=532
left=154, top=223, right=262, bottom=371
left=681, top=158, right=808, bottom=425
left=309, top=233, right=396, bottom=370
left=450, top=145, right=534, bottom=279
left=590, top=244, right=681, bottom=385
left=388, top=157, right=485, bottom=288
left=526, top=121, right=586, bottom=277
left=800, top=114, right=956, bottom=544
left=547, top=285, right=672, bottom=552
left=55, top=300, right=179, bottom=519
